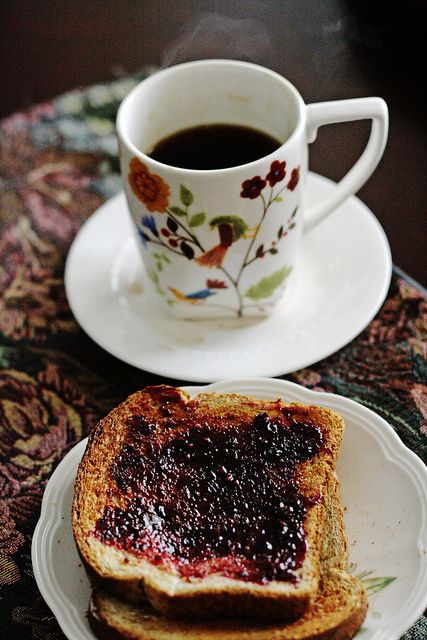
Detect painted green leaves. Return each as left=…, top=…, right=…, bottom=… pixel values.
left=167, top=185, right=197, bottom=217
left=189, top=212, right=206, bottom=228
left=180, top=184, right=193, bottom=206
left=356, top=570, right=397, bottom=596
left=152, top=251, right=170, bottom=273
left=244, top=266, right=292, bottom=300
left=347, top=564, right=399, bottom=636
left=169, top=206, right=186, bottom=217
left=352, top=567, right=397, bottom=634
left=166, top=186, right=205, bottom=228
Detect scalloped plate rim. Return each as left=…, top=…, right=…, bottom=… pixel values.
left=32, top=378, right=427, bottom=640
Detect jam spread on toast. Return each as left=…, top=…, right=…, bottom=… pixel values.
left=93, top=387, right=325, bottom=584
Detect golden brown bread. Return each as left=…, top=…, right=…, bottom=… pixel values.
left=89, top=570, right=367, bottom=640
left=73, top=385, right=345, bottom=620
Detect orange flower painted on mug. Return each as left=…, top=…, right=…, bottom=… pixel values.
left=128, top=158, right=170, bottom=212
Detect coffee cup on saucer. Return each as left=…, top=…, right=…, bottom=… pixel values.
left=116, top=59, right=388, bottom=319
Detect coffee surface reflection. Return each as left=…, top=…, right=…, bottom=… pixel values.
left=148, top=124, right=281, bottom=170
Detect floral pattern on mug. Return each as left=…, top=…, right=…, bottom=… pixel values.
left=128, top=158, right=170, bottom=212
left=135, top=158, right=300, bottom=316
left=266, top=160, right=286, bottom=186
left=240, top=175, right=267, bottom=199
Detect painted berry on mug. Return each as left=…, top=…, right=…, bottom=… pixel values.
left=128, top=157, right=170, bottom=212
left=287, top=166, right=300, bottom=192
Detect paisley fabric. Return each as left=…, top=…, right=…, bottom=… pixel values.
left=0, top=76, right=426, bottom=639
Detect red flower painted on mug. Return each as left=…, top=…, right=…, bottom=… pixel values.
left=128, top=157, right=170, bottom=212
left=287, top=166, right=300, bottom=191
left=240, top=176, right=266, bottom=199
left=266, top=160, right=286, bottom=187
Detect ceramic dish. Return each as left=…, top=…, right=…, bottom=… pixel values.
left=64, top=173, right=392, bottom=381
left=32, top=378, right=427, bottom=640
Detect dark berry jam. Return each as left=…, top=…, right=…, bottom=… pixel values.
left=93, top=388, right=326, bottom=584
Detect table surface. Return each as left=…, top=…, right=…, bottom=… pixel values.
left=0, top=2, right=426, bottom=639
left=0, top=0, right=426, bottom=286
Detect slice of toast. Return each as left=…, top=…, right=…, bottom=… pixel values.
left=88, top=476, right=367, bottom=640
left=89, top=571, right=367, bottom=640
left=73, top=385, right=345, bottom=620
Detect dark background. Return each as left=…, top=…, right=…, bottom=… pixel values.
left=0, top=0, right=426, bottom=285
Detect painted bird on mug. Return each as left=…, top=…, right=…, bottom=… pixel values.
left=168, top=278, right=228, bottom=304
left=168, top=286, right=216, bottom=304
left=196, top=216, right=258, bottom=268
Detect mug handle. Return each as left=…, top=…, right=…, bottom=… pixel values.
left=304, top=97, right=388, bottom=232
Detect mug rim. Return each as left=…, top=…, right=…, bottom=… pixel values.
left=116, top=59, right=306, bottom=176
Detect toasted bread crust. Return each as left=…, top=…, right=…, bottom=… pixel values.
left=89, top=571, right=367, bottom=640
left=73, top=386, right=345, bottom=620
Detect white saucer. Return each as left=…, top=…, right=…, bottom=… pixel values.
left=32, top=379, right=427, bottom=640
left=65, top=173, right=392, bottom=382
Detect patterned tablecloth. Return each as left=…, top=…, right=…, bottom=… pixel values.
left=0, top=76, right=426, bottom=639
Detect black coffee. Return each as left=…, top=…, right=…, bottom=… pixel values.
left=148, top=124, right=281, bottom=170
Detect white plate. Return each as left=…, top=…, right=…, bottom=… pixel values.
left=32, top=379, right=427, bottom=640
left=64, top=173, right=391, bottom=382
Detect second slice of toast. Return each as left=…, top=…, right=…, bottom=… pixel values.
left=73, top=385, right=345, bottom=620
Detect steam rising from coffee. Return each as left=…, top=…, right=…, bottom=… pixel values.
left=161, top=12, right=277, bottom=68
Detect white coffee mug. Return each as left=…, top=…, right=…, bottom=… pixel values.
left=117, top=59, right=388, bottom=319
